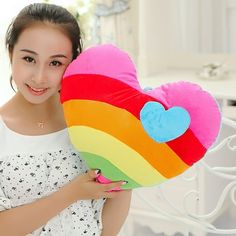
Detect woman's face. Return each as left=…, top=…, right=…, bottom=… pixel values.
left=11, top=22, right=73, bottom=104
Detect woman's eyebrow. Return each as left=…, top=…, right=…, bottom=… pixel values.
left=50, top=54, right=68, bottom=59
left=20, top=49, right=68, bottom=59
left=20, top=49, right=37, bottom=55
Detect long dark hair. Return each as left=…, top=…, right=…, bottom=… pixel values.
left=5, top=3, right=83, bottom=91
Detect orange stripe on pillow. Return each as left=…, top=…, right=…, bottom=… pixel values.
left=63, top=99, right=190, bottom=178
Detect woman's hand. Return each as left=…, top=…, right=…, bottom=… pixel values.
left=60, top=170, right=126, bottom=202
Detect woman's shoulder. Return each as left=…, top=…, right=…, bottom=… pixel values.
left=0, top=105, right=17, bottom=134
left=0, top=105, right=4, bottom=118
left=0, top=101, right=13, bottom=124
left=0, top=106, right=6, bottom=132
left=0, top=107, right=10, bottom=158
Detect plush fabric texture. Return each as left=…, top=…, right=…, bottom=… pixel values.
left=60, top=44, right=221, bottom=189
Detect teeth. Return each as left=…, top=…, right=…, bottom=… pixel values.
left=28, top=85, right=46, bottom=92
left=32, top=88, right=45, bottom=92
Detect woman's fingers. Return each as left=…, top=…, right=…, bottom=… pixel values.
left=87, top=169, right=101, bottom=179
left=85, top=169, right=129, bottom=198
left=103, top=181, right=127, bottom=192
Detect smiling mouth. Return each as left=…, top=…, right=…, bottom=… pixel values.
left=26, top=84, right=48, bottom=95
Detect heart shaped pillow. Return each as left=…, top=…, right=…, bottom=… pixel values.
left=60, top=44, right=221, bottom=190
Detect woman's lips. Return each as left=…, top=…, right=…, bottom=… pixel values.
left=26, top=84, right=48, bottom=96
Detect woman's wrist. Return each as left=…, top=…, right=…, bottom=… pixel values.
left=51, top=181, right=79, bottom=209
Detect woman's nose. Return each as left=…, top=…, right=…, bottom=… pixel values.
left=32, top=66, right=47, bottom=85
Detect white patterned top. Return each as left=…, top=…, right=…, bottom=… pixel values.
left=0, top=116, right=104, bottom=236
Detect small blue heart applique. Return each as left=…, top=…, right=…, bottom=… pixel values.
left=140, top=102, right=190, bottom=143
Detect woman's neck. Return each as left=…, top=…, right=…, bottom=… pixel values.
left=13, top=92, right=62, bottom=120
left=1, top=92, right=66, bottom=135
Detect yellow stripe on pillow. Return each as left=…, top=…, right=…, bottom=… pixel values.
left=68, top=126, right=167, bottom=186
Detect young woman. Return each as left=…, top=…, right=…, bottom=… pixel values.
left=0, top=3, right=131, bottom=236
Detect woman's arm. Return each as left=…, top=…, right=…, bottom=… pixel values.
left=0, top=170, right=123, bottom=236
left=101, top=190, right=132, bottom=236
left=0, top=187, right=72, bottom=236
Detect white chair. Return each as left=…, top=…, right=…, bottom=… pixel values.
left=119, top=117, right=236, bottom=236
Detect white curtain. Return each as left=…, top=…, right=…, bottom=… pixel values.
left=90, top=0, right=136, bottom=60
left=227, top=0, right=236, bottom=53
left=171, top=0, right=200, bottom=53
left=171, top=0, right=231, bottom=54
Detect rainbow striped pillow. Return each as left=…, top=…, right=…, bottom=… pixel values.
left=60, top=44, right=221, bottom=189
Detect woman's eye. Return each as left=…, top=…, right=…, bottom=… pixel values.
left=23, top=56, right=35, bottom=63
left=50, top=60, right=62, bottom=67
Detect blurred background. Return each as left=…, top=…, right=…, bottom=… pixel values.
left=0, top=1, right=236, bottom=235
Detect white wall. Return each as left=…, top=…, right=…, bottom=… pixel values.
left=0, top=42, right=13, bottom=106
left=0, top=1, right=19, bottom=106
